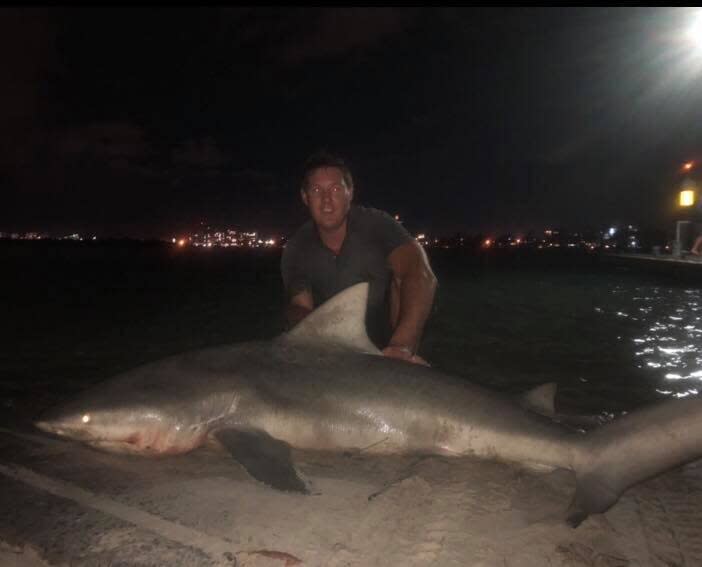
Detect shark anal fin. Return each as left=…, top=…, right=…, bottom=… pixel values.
left=214, top=429, right=309, bottom=494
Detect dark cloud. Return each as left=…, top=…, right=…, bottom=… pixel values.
left=57, top=122, right=152, bottom=160
left=3, top=7, right=702, bottom=237
left=172, top=137, right=230, bottom=170
left=0, top=8, right=56, bottom=169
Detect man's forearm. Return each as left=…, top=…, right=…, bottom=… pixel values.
left=389, top=267, right=437, bottom=352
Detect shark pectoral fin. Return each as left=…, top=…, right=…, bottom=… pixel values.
left=214, top=429, right=310, bottom=494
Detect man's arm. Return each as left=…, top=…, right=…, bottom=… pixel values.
left=384, top=240, right=437, bottom=363
left=285, top=289, right=315, bottom=330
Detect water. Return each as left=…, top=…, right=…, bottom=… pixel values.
left=1, top=242, right=701, bottom=425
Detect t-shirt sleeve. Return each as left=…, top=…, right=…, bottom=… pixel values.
left=280, top=237, right=311, bottom=298
left=369, top=209, right=414, bottom=256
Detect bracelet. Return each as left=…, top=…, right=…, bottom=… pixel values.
left=389, top=345, right=413, bottom=356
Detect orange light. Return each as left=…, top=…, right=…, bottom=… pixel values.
left=483, top=238, right=492, bottom=247
left=683, top=161, right=694, bottom=172
left=177, top=239, right=186, bottom=247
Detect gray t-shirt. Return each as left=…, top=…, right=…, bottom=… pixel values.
left=281, top=205, right=413, bottom=348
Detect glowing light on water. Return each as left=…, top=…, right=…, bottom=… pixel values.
left=674, top=390, right=699, bottom=398
left=659, top=346, right=687, bottom=354
left=621, top=283, right=702, bottom=397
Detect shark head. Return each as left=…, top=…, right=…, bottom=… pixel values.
left=35, top=392, right=182, bottom=454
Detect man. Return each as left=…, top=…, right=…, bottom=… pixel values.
left=281, top=151, right=437, bottom=365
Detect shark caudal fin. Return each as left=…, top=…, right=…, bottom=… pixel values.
left=566, top=394, right=702, bottom=527
left=284, top=282, right=381, bottom=355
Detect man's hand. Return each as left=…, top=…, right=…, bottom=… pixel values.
left=382, top=345, right=430, bottom=366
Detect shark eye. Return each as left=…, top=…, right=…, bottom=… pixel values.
left=82, top=414, right=91, bottom=424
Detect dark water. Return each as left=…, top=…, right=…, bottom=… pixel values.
left=2, top=242, right=701, bottom=425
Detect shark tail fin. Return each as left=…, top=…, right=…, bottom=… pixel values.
left=566, top=394, right=702, bottom=527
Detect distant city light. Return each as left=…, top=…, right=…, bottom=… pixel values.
left=683, top=161, right=695, bottom=171
left=0, top=221, right=647, bottom=254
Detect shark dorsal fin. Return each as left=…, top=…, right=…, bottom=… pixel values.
left=284, top=282, right=381, bottom=354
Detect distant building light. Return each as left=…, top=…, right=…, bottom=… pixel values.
left=683, top=161, right=694, bottom=172
left=416, top=233, right=426, bottom=240
left=608, top=227, right=617, bottom=236
left=680, top=189, right=695, bottom=207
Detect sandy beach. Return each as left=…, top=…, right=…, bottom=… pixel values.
left=2, top=422, right=702, bottom=567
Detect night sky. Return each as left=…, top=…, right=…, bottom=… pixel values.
left=3, top=7, right=702, bottom=239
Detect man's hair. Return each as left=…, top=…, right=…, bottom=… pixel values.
left=300, top=150, right=354, bottom=191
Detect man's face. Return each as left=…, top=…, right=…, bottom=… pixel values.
left=301, top=166, right=353, bottom=232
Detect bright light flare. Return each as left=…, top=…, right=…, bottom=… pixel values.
left=685, top=10, right=702, bottom=54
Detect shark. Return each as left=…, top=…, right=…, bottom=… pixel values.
left=35, top=282, right=702, bottom=526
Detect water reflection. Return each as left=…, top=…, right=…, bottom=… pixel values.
left=605, top=286, right=702, bottom=398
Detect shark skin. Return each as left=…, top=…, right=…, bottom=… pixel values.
left=35, top=283, right=702, bottom=527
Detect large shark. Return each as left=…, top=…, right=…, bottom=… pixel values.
left=35, top=283, right=702, bottom=527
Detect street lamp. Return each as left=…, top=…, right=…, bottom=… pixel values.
left=680, top=189, right=695, bottom=207
left=673, top=163, right=699, bottom=256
